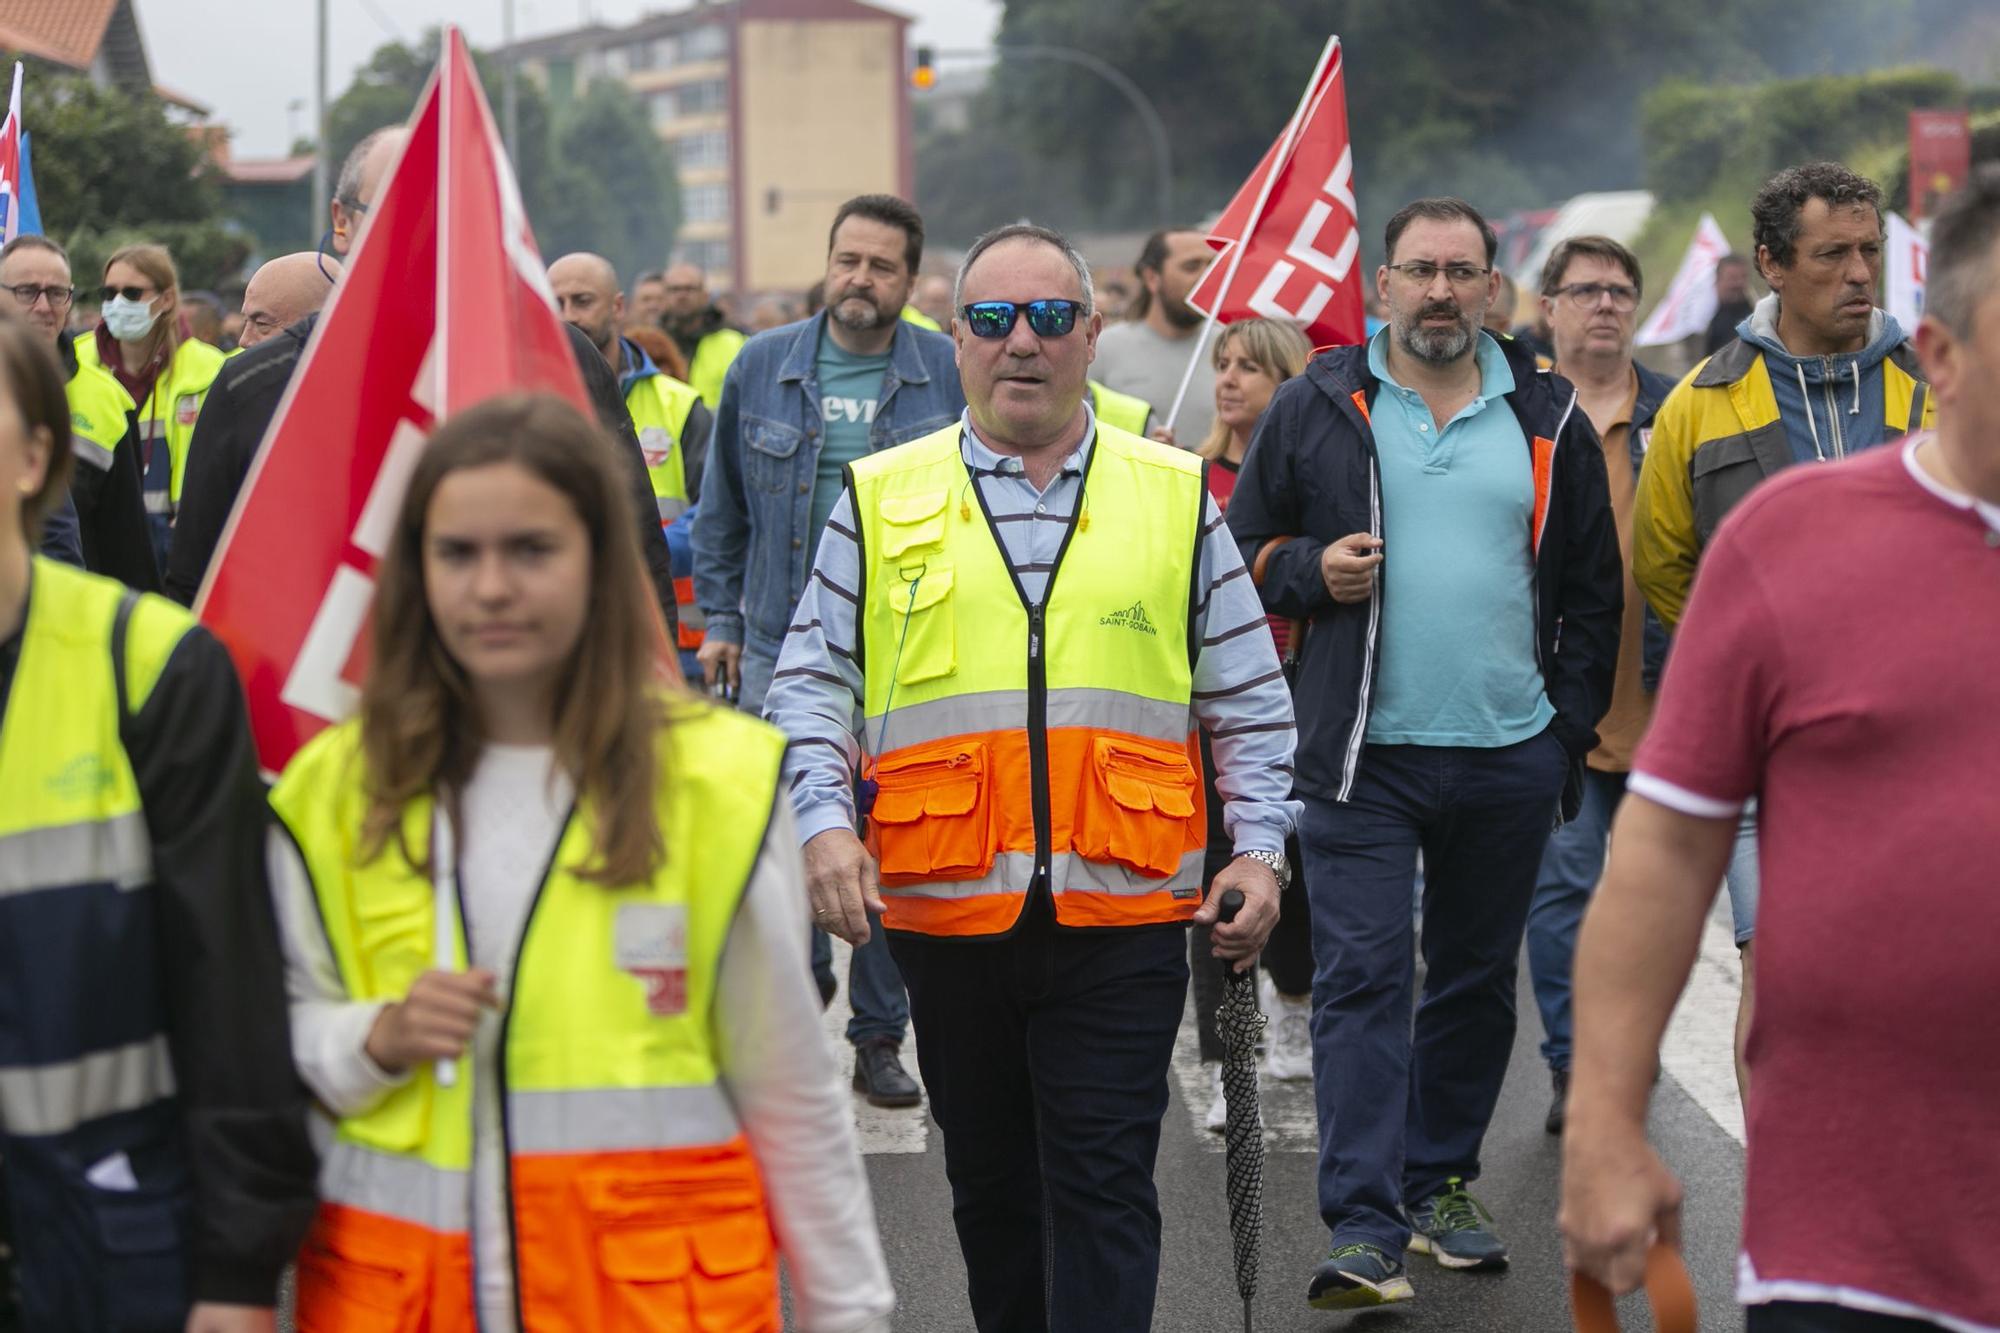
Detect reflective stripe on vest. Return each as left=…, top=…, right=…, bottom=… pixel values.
left=849, top=422, right=1207, bottom=937
left=66, top=361, right=135, bottom=476
left=76, top=334, right=224, bottom=513
left=270, top=701, right=787, bottom=1331
left=1088, top=379, right=1153, bottom=437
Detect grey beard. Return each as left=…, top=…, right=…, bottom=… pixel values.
left=1395, top=314, right=1475, bottom=365
left=832, top=296, right=884, bottom=332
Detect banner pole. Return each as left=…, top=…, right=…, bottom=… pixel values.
left=1163, top=34, right=1339, bottom=435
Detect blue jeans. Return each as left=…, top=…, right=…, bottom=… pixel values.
left=811, top=918, right=909, bottom=1046
left=1299, top=732, right=1569, bottom=1252
left=888, top=898, right=1187, bottom=1332
left=1527, top=767, right=1628, bottom=1072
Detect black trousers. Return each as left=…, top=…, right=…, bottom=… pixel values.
left=1748, top=1302, right=1944, bottom=1331
left=889, top=895, right=1188, bottom=1333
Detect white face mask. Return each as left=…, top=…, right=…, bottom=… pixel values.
left=102, top=295, right=158, bottom=341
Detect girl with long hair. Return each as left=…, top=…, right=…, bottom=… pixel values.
left=1188, top=317, right=1321, bottom=1132
left=267, top=393, right=892, bottom=1332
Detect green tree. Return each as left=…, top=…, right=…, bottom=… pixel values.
left=323, top=31, right=676, bottom=278
left=13, top=65, right=248, bottom=289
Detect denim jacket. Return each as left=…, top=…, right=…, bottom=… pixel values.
left=692, top=311, right=966, bottom=655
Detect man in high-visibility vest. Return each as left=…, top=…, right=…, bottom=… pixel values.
left=662, top=260, right=746, bottom=409
left=763, top=221, right=1301, bottom=1331
left=550, top=251, right=713, bottom=677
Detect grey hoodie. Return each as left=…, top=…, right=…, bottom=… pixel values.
left=1737, top=292, right=1909, bottom=466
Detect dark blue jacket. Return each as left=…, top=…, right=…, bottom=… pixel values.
left=1227, top=335, right=1622, bottom=822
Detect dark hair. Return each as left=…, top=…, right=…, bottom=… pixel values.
left=1384, top=197, right=1497, bottom=266
left=1925, top=163, right=2000, bottom=338
left=1750, top=162, right=1883, bottom=270
left=1127, top=226, right=1200, bottom=321
left=827, top=194, right=924, bottom=276
left=953, top=222, right=1095, bottom=318
left=1539, top=234, right=1644, bottom=299
left=360, top=392, right=669, bottom=886
left=0, top=234, right=68, bottom=268
left=1716, top=252, right=1750, bottom=271
left=0, top=310, right=75, bottom=542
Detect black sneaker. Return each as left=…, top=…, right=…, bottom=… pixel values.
left=1407, top=1178, right=1509, bottom=1270
left=852, top=1039, right=921, bottom=1108
left=1546, top=1067, right=1570, bottom=1136
left=1307, top=1242, right=1415, bottom=1310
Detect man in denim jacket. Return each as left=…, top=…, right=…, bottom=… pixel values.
left=693, top=194, right=964, bottom=1107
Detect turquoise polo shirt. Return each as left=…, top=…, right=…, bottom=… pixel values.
left=1363, top=329, right=1554, bottom=747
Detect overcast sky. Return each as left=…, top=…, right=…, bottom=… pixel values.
left=138, top=0, right=1001, bottom=159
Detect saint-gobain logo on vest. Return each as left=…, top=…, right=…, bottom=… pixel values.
left=1099, top=601, right=1157, bottom=635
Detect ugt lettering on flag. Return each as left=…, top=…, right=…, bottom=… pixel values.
left=1188, top=38, right=1366, bottom=350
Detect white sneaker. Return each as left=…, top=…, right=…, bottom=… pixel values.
left=1204, top=1063, right=1229, bottom=1132
left=1264, top=991, right=1313, bottom=1081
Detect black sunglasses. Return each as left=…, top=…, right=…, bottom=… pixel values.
left=99, top=284, right=155, bottom=303
left=959, top=299, right=1082, bottom=339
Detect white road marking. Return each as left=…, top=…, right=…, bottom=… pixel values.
left=1658, top=904, right=1747, bottom=1145
left=1171, top=983, right=1320, bottom=1153
left=821, top=934, right=930, bottom=1154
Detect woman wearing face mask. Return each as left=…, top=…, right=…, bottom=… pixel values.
left=1188, top=317, right=1321, bottom=1130
left=267, top=393, right=894, bottom=1333
left=74, top=243, right=225, bottom=572
left=0, top=308, right=317, bottom=1331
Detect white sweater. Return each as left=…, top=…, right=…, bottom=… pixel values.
left=269, top=742, right=894, bottom=1331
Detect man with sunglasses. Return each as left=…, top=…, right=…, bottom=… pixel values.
left=1229, top=196, right=1621, bottom=1310
left=0, top=235, right=156, bottom=591
left=694, top=193, right=961, bottom=1110
left=763, top=222, right=1298, bottom=1331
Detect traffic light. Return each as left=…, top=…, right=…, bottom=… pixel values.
left=911, top=45, right=937, bottom=90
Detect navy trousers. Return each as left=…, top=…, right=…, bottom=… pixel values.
left=1298, top=731, right=1568, bottom=1252
left=889, top=896, right=1188, bottom=1333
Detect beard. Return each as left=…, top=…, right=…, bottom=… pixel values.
left=1159, top=290, right=1203, bottom=330
left=830, top=290, right=889, bottom=332
left=1393, top=299, right=1480, bottom=365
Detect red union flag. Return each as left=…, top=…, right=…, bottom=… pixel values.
left=196, top=27, right=589, bottom=773
left=1188, top=38, right=1364, bottom=348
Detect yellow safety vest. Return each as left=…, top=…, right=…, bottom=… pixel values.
left=270, top=700, right=787, bottom=1332
left=627, top=370, right=704, bottom=526
left=75, top=333, right=225, bottom=515
left=65, top=360, right=136, bottom=476
left=1089, top=379, right=1155, bottom=437
left=0, top=557, right=197, bottom=1327
left=849, top=420, right=1209, bottom=938
left=899, top=305, right=941, bottom=332
left=687, top=327, right=746, bottom=410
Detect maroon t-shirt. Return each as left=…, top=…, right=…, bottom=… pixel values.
left=1207, top=458, right=1291, bottom=658
left=1630, top=440, right=2000, bottom=1328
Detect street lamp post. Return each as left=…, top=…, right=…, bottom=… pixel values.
left=928, top=44, right=1173, bottom=222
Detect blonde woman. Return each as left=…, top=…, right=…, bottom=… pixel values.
left=1190, top=317, right=1317, bottom=1129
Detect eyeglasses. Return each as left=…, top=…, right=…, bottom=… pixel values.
left=1554, top=281, right=1640, bottom=312
left=1386, top=262, right=1491, bottom=288
left=99, top=284, right=156, bottom=303
left=4, top=283, right=74, bottom=310
left=958, top=299, right=1083, bottom=339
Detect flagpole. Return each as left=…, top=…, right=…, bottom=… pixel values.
left=1162, top=35, right=1339, bottom=436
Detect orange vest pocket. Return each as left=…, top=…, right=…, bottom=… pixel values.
left=293, top=1206, right=433, bottom=1333
left=1075, top=736, right=1199, bottom=879
left=866, top=739, right=995, bottom=885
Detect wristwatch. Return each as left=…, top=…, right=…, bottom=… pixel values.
left=1240, top=849, right=1291, bottom=891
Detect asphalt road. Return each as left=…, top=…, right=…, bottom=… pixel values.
left=808, top=908, right=1748, bottom=1333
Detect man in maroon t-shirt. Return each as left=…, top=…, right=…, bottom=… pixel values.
left=1560, top=165, right=2000, bottom=1333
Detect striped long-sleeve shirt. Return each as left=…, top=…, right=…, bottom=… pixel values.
left=765, top=407, right=1300, bottom=856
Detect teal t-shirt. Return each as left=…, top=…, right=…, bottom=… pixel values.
left=812, top=332, right=891, bottom=557
left=1363, top=329, right=1555, bottom=747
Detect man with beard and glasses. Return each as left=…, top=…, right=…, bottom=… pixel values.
left=1093, top=227, right=1220, bottom=446
left=661, top=260, right=745, bottom=409
left=1229, top=196, right=1620, bottom=1311
left=693, top=193, right=963, bottom=1110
